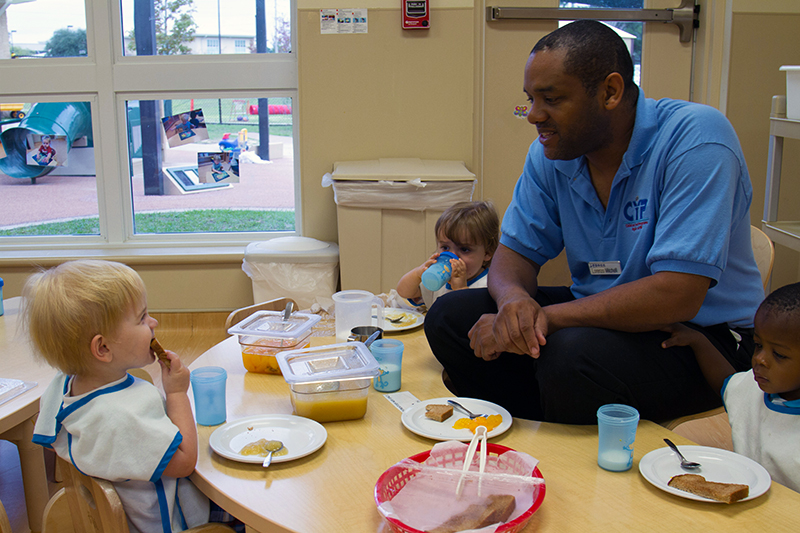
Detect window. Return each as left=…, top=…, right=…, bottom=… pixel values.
left=1, top=0, right=87, bottom=59
left=120, top=0, right=292, bottom=56
left=0, top=0, right=298, bottom=250
left=560, top=1, right=643, bottom=86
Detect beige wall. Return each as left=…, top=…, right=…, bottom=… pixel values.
left=297, top=5, right=476, bottom=243
left=725, top=4, right=800, bottom=289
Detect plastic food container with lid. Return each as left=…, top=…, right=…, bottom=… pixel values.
left=277, top=342, right=380, bottom=422
left=227, top=310, right=321, bottom=374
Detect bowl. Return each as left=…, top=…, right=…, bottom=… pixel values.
left=277, top=342, right=380, bottom=422
left=374, top=444, right=545, bottom=533
left=228, top=310, right=320, bottom=374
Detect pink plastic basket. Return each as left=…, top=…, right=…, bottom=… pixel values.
left=374, top=443, right=546, bottom=533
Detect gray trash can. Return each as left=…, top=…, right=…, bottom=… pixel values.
left=242, top=236, right=339, bottom=309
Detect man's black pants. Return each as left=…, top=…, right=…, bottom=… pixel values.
left=424, top=287, right=753, bottom=424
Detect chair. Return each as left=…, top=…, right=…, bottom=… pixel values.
left=751, top=224, right=775, bottom=291
left=224, top=296, right=298, bottom=330
left=0, top=499, right=12, bottom=533
left=658, top=226, right=775, bottom=431
left=43, top=456, right=234, bottom=533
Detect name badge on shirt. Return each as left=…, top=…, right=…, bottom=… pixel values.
left=588, top=261, right=622, bottom=276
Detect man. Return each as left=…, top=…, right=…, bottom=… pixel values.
left=424, top=20, right=764, bottom=424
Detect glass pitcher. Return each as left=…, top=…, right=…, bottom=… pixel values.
left=332, top=290, right=384, bottom=342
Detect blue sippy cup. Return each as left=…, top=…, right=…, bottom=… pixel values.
left=421, top=251, right=459, bottom=291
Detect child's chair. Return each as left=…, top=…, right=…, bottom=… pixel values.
left=656, top=225, right=775, bottom=448
left=224, top=297, right=298, bottom=330
left=0, top=498, right=12, bottom=533
left=43, top=456, right=234, bottom=533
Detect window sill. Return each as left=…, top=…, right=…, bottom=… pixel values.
left=0, top=244, right=246, bottom=268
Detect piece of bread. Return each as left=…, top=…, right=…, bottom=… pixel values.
left=667, top=474, right=749, bottom=503
left=425, top=404, right=453, bottom=422
left=150, top=338, right=171, bottom=369
left=428, top=494, right=516, bottom=533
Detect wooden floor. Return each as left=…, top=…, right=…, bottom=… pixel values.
left=0, top=310, right=734, bottom=532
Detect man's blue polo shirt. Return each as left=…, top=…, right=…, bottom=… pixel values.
left=501, top=88, right=764, bottom=328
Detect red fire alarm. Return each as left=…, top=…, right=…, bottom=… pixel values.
left=402, top=0, right=429, bottom=30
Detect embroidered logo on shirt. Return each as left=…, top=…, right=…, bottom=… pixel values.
left=624, top=197, right=649, bottom=232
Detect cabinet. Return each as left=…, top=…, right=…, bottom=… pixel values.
left=763, top=95, right=800, bottom=251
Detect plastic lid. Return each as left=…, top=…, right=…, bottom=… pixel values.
left=277, top=342, right=380, bottom=385
left=331, top=158, right=476, bottom=182
left=245, top=237, right=339, bottom=263
left=227, top=310, right=321, bottom=339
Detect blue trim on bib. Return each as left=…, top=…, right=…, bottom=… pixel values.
left=55, top=375, right=134, bottom=431
left=150, top=432, right=183, bottom=483
left=763, top=393, right=800, bottom=415
left=154, top=478, right=172, bottom=533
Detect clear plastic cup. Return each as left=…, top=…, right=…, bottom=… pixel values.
left=370, top=339, right=404, bottom=392
left=597, top=404, right=639, bottom=471
left=190, top=366, right=227, bottom=426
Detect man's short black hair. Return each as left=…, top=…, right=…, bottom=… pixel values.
left=532, top=20, right=637, bottom=105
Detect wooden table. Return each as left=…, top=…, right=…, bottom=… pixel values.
left=0, top=297, right=57, bottom=533
left=190, top=328, right=800, bottom=533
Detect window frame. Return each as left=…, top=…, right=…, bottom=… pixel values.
left=0, top=0, right=299, bottom=255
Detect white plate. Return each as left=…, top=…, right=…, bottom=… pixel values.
left=209, top=414, right=327, bottom=464
left=401, top=397, right=512, bottom=442
left=639, top=445, right=771, bottom=502
left=373, top=309, right=425, bottom=332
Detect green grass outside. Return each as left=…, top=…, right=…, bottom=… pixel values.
left=0, top=209, right=295, bottom=236
left=166, top=98, right=293, bottom=128
left=204, top=123, right=291, bottom=140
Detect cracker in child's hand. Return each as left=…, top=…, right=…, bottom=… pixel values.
left=150, top=338, right=171, bottom=369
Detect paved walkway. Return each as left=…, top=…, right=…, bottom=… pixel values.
left=0, top=135, right=295, bottom=229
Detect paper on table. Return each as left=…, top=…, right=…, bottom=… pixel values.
left=384, top=391, right=419, bottom=412
left=0, top=378, right=37, bottom=406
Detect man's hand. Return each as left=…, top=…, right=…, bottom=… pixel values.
left=468, top=314, right=502, bottom=360
left=494, top=295, right=548, bottom=357
left=468, top=294, right=549, bottom=359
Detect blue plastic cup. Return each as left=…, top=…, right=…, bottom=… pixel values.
left=0, top=277, right=4, bottom=317
left=421, top=252, right=459, bottom=291
left=370, top=339, right=404, bottom=392
left=597, top=404, right=639, bottom=471
left=190, top=366, right=227, bottom=426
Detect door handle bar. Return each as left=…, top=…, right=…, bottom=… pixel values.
left=486, top=0, right=700, bottom=43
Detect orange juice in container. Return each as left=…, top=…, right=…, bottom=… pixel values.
left=227, top=310, right=321, bottom=374
left=277, top=343, right=380, bottom=422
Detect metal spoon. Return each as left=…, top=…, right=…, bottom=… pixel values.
left=664, top=438, right=701, bottom=470
left=283, top=301, right=293, bottom=321
left=262, top=440, right=284, bottom=467
left=448, top=399, right=488, bottom=419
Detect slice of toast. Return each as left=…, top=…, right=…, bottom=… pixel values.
left=429, top=494, right=516, bottom=533
left=667, top=474, right=749, bottom=503
left=425, top=404, right=453, bottom=422
left=150, top=338, right=171, bottom=369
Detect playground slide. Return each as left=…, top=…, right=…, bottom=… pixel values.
left=0, top=102, right=93, bottom=183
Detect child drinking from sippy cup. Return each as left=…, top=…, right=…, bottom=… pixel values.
left=397, top=201, right=500, bottom=309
